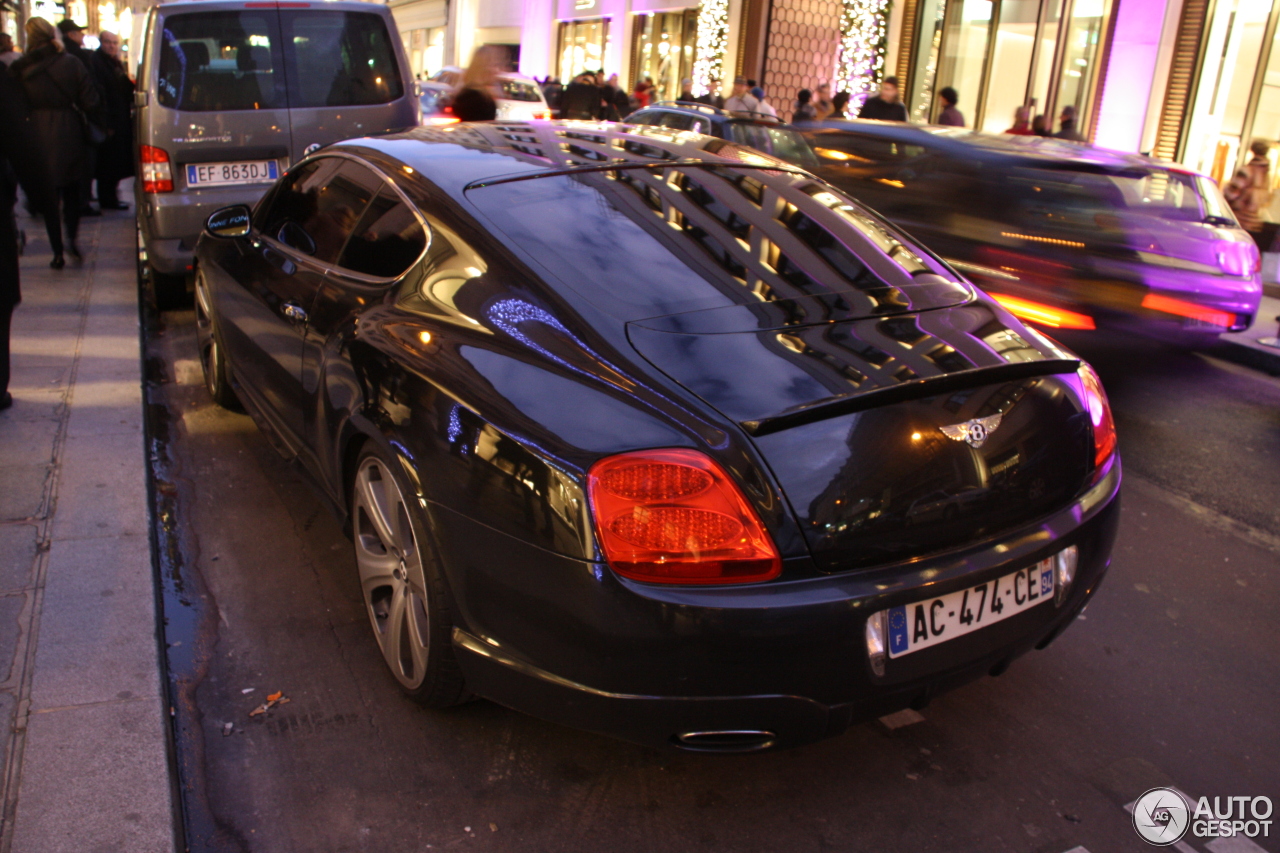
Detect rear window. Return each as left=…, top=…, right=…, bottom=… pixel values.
left=1003, top=166, right=1225, bottom=224
left=157, top=12, right=284, bottom=111
left=282, top=11, right=404, bottom=107
left=499, top=79, right=542, bottom=102
left=466, top=165, right=962, bottom=321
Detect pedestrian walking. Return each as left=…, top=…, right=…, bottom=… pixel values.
left=724, top=76, right=759, bottom=115
left=601, top=73, right=629, bottom=120
left=56, top=19, right=103, bottom=217
left=1006, top=106, right=1033, bottom=135
left=1, top=70, right=58, bottom=408
left=91, top=30, right=134, bottom=210
left=697, top=78, right=725, bottom=110
left=830, top=90, right=850, bottom=119
left=678, top=78, right=695, bottom=102
left=1032, top=114, right=1051, bottom=136
left=10, top=17, right=105, bottom=268
left=793, top=88, right=817, bottom=123
left=633, top=77, right=653, bottom=108
left=857, top=76, right=908, bottom=121
left=560, top=72, right=601, bottom=119
left=813, top=82, right=834, bottom=120
left=1225, top=140, right=1274, bottom=247
left=1055, top=105, right=1084, bottom=141
left=937, top=86, right=965, bottom=127
left=0, top=34, right=20, bottom=68
left=541, top=77, right=563, bottom=112
left=450, top=45, right=500, bottom=122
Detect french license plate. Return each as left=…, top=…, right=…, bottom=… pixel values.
left=885, top=559, right=1055, bottom=658
left=186, top=160, right=278, bottom=187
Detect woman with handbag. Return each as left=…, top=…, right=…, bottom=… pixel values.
left=9, top=18, right=104, bottom=269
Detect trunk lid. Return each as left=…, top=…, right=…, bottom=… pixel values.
left=628, top=299, right=1097, bottom=570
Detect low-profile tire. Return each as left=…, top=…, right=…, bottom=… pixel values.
left=193, top=272, right=241, bottom=410
left=351, top=444, right=468, bottom=707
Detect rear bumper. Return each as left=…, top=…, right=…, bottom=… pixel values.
left=440, top=459, right=1122, bottom=751
left=137, top=182, right=275, bottom=272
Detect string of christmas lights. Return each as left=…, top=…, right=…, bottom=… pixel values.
left=691, top=0, right=729, bottom=97
left=835, top=0, right=891, bottom=107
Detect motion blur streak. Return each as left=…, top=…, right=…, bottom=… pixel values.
left=989, top=294, right=1097, bottom=330
left=1140, top=293, right=1235, bottom=328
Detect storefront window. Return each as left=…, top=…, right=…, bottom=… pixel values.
left=938, top=0, right=993, bottom=124
left=632, top=11, right=698, bottom=103
left=557, top=18, right=610, bottom=83
left=908, top=0, right=947, bottom=122
left=909, top=0, right=1109, bottom=132
left=1054, top=0, right=1107, bottom=122
left=981, top=0, right=1039, bottom=131
left=401, top=27, right=444, bottom=80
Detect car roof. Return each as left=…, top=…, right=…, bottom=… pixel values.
left=334, top=120, right=806, bottom=198
left=633, top=103, right=788, bottom=128
left=805, top=119, right=1186, bottom=174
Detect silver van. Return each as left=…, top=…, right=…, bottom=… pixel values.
left=134, top=0, right=417, bottom=301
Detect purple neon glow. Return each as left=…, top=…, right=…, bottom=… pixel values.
left=1093, top=0, right=1165, bottom=153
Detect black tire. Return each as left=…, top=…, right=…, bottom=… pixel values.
left=136, top=223, right=190, bottom=311
left=193, top=272, right=241, bottom=410
left=350, top=443, right=468, bottom=707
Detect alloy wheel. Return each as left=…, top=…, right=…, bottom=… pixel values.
left=352, top=456, right=434, bottom=691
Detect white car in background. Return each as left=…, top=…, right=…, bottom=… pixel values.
left=418, top=67, right=553, bottom=123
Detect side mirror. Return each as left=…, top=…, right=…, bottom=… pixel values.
left=205, top=205, right=252, bottom=238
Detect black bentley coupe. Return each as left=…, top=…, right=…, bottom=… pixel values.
left=194, top=121, right=1120, bottom=752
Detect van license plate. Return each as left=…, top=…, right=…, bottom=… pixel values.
left=186, top=161, right=278, bottom=187
left=883, top=559, right=1055, bottom=658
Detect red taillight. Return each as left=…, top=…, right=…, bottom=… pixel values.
left=533, top=110, right=552, bottom=120
left=140, top=145, right=173, bottom=193
left=989, top=293, right=1096, bottom=330
left=587, top=449, right=781, bottom=585
left=1077, top=365, right=1116, bottom=468
left=1140, top=293, right=1235, bottom=328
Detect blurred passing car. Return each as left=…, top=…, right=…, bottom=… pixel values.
left=799, top=122, right=1263, bottom=342
left=626, top=101, right=820, bottom=169
left=418, top=67, right=553, bottom=123
left=194, top=121, right=1119, bottom=752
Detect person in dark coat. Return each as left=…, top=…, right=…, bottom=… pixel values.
left=1, top=70, right=59, bottom=409
left=91, top=31, right=134, bottom=210
left=857, top=76, right=908, bottom=121
left=937, top=86, right=965, bottom=127
left=57, top=19, right=102, bottom=217
left=10, top=17, right=105, bottom=268
left=451, top=46, right=501, bottom=121
left=559, top=72, right=600, bottom=120
left=1055, top=104, right=1085, bottom=141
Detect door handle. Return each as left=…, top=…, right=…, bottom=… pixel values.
left=283, top=303, right=308, bottom=323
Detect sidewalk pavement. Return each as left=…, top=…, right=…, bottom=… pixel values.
left=1218, top=292, right=1280, bottom=374
left=0, top=209, right=176, bottom=851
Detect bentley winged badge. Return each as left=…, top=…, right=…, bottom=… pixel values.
left=940, top=414, right=1004, bottom=448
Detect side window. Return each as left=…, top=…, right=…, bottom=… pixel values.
left=338, top=187, right=427, bottom=278
left=627, top=111, right=661, bottom=126
left=258, top=157, right=378, bottom=262
left=659, top=112, right=695, bottom=131
left=808, top=132, right=905, bottom=164
left=280, top=11, right=404, bottom=108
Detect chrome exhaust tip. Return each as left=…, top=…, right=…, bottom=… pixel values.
left=672, top=730, right=777, bottom=753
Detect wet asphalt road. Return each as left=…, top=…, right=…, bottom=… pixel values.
left=145, top=310, right=1280, bottom=853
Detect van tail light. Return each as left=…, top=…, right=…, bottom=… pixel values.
left=140, top=145, right=173, bottom=193
left=1077, top=365, right=1116, bottom=468
left=533, top=110, right=553, bottom=120
left=587, top=449, right=781, bottom=585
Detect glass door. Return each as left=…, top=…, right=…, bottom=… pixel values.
left=557, top=18, right=610, bottom=83
left=937, top=0, right=995, bottom=124
left=980, top=0, right=1041, bottom=131
left=631, top=10, right=698, bottom=103
left=1053, top=0, right=1109, bottom=131
left=909, top=0, right=949, bottom=122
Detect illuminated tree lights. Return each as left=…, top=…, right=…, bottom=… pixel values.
left=836, top=0, right=890, bottom=106
left=691, top=0, right=729, bottom=97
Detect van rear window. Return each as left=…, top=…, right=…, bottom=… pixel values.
left=281, top=11, right=404, bottom=107
left=157, top=12, right=284, bottom=112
